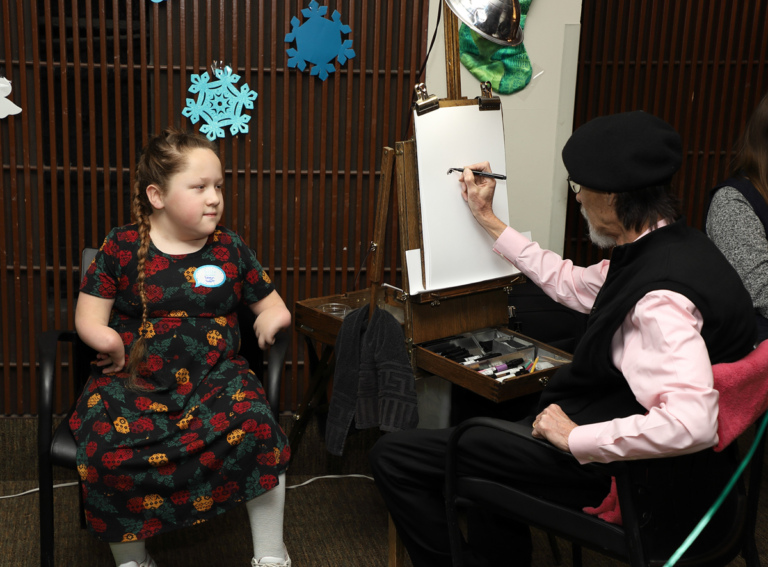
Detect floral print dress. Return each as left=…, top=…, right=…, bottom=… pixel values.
left=70, top=224, right=290, bottom=542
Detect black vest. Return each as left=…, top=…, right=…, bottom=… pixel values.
left=711, top=176, right=768, bottom=341
left=537, top=218, right=756, bottom=425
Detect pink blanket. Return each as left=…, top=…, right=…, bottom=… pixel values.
left=583, top=341, right=768, bottom=525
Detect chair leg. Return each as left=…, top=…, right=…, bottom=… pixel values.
left=39, top=463, right=55, bottom=567
left=572, top=543, right=583, bottom=567
left=547, top=533, right=562, bottom=565
left=742, top=539, right=761, bottom=567
left=388, top=514, right=405, bottom=567
left=78, top=482, right=86, bottom=528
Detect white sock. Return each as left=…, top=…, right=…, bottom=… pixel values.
left=246, top=472, right=287, bottom=561
left=109, top=540, right=147, bottom=567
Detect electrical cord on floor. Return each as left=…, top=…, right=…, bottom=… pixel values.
left=287, top=474, right=374, bottom=489
left=0, top=475, right=375, bottom=500
left=0, top=481, right=79, bottom=499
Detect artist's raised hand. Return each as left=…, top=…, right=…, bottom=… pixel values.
left=531, top=403, right=578, bottom=452
left=459, top=161, right=508, bottom=240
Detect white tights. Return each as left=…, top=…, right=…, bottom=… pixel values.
left=246, top=472, right=287, bottom=561
left=109, top=540, right=146, bottom=567
left=108, top=472, right=287, bottom=566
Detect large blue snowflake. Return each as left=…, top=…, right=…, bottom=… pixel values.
left=284, top=0, right=355, bottom=81
left=181, top=66, right=257, bottom=141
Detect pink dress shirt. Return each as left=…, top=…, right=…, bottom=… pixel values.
left=492, top=223, right=719, bottom=464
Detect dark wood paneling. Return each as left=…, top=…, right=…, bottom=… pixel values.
left=0, top=0, right=429, bottom=415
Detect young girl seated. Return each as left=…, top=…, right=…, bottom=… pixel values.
left=71, top=128, right=293, bottom=567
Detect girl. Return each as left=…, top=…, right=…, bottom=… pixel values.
left=72, top=128, right=293, bottom=567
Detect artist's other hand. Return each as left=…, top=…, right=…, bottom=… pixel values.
left=459, top=161, right=507, bottom=240
left=531, top=404, right=577, bottom=452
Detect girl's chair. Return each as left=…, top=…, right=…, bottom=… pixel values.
left=37, top=248, right=290, bottom=567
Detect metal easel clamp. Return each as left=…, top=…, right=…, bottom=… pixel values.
left=477, top=81, right=501, bottom=111
left=413, top=83, right=439, bottom=115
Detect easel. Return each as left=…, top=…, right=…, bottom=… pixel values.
left=291, top=5, right=570, bottom=565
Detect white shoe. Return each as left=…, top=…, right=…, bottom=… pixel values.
left=251, top=545, right=291, bottom=566
left=124, top=553, right=157, bottom=567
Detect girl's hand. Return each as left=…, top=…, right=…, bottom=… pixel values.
left=250, top=290, right=292, bottom=350
left=94, top=349, right=126, bottom=374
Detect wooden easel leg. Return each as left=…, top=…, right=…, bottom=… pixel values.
left=388, top=513, right=406, bottom=567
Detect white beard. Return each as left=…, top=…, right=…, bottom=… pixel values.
left=581, top=207, right=617, bottom=249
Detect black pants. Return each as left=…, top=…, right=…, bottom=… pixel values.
left=369, top=423, right=611, bottom=567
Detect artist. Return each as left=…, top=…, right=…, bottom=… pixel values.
left=369, top=111, right=757, bottom=567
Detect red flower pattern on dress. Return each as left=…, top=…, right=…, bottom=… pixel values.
left=209, top=412, right=230, bottom=432
left=153, top=318, right=182, bottom=334
left=212, top=485, right=231, bottom=502
left=157, top=463, right=176, bottom=476
left=212, top=245, right=230, bottom=261
left=222, top=262, right=238, bottom=278
left=117, top=230, right=138, bottom=242
left=138, top=518, right=163, bottom=539
left=145, top=354, right=164, bottom=372
left=170, top=489, right=190, bottom=505
left=254, top=424, right=272, bottom=439
left=145, top=255, right=169, bottom=276
left=131, top=416, right=154, bottom=433
left=145, top=284, right=163, bottom=303
left=105, top=474, right=134, bottom=491
left=92, top=421, right=111, bottom=435
left=87, top=512, right=108, bottom=533
left=127, top=497, right=144, bottom=513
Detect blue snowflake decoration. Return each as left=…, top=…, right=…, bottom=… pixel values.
left=284, top=0, right=355, bottom=81
left=181, top=66, right=257, bottom=141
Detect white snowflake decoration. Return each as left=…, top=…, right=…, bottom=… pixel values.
left=0, top=77, right=22, bottom=119
left=285, top=0, right=355, bottom=81
left=181, top=66, right=257, bottom=141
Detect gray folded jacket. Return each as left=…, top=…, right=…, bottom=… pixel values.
left=324, top=306, right=419, bottom=456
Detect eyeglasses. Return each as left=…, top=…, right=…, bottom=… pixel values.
left=567, top=176, right=582, bottom=194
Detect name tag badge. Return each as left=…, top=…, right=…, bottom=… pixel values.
left=193, top=265, right=226, bottom=288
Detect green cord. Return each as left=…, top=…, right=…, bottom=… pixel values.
left=663, top=411, right=768, bottom=567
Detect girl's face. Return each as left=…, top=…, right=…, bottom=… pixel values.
left=152, top=148, right=224, bottom=241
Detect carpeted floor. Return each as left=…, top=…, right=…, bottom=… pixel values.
left=2, top=415, right=767, bottom=566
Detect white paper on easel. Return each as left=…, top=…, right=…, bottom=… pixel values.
left=405, top=249, right=425, bottom=293
left=413, top=105, right=519, bottom=291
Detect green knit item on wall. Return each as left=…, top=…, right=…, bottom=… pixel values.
left=458, top=0, right=533, bottom=95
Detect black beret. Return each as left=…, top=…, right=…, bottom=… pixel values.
left=562, top=111, right=682, bottom=193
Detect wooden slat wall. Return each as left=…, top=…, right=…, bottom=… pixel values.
left=565, top=0, right=768, bottom=266
left=0, top=0, right=429, bottom=415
